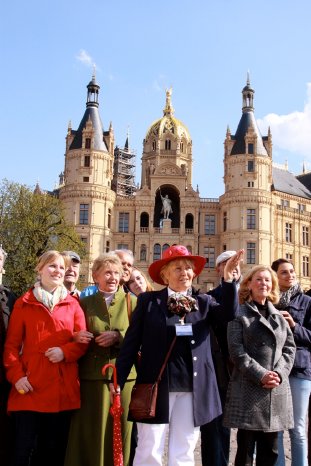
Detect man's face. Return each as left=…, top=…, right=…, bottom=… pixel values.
left=217, top=259, right=241, bottom=281
left=64, top=259, right=80, bottom=286
left=116, top=251, right=134, bottom=283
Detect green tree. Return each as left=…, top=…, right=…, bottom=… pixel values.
left=0, top=179, right=86, bottom=295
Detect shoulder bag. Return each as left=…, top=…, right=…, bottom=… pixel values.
left=129, top=336, right=177, bottom=420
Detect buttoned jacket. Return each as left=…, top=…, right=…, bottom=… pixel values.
left=224, top=301, right=296, bottom=431
left=116, top=282, right=238, bottom=427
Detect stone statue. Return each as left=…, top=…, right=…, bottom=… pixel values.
left=161, top=194, right=173, bottom=219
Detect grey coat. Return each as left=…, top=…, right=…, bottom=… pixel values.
left=224, top=301, right=296, bottom=432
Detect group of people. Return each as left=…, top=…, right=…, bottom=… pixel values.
left=0, top=243, right=311, bottom=466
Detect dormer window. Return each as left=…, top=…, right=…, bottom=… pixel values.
left=85, top=138, right=91, bottom=149
left=248, top=143, right=254, bottom=154
left=152, top=141, right=156, bottom=151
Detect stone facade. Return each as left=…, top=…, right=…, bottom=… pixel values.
left=59, top=75, right=311, bottom=291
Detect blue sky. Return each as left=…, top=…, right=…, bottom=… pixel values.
left=2, top=0, right=311, bottom=197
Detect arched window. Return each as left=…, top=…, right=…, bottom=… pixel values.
left=185, top=213, right=194, bottom=229
left=140, top=244, right=147, bottom=262
left=153, top=244, right=161, bottom=261
left=165, top=139, right=171, bottom=150
left=162, top=243, right=170, bottom=255
left=140, top=212, right=149, bottom=228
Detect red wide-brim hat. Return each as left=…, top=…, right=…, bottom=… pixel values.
left=148, top=245, right=206, bottom=286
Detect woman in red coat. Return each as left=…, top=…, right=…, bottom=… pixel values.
left=4, top=250, right=87, bottom=466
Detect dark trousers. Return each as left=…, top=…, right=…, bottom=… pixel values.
left=12, top=410, right=72, bottom=466
left=200, top=414, right=230, bottom=466
left=0, top=382, right=14, bottom=466
left=235, top=429, right=278, bottom=466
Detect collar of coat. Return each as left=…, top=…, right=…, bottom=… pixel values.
left=243, top=300, right=282, bottom=332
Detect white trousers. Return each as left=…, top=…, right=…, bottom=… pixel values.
left=133, top=392, right=200, bottom=466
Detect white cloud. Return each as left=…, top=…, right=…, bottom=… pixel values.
left=152, top=79, right=163, bottom=93
left=257, top=83, right=311, bottom=159
left=76, top=49, right=94, bottom=67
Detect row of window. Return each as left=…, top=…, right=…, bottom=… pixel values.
left=285, top=223, right=309, bottom=245
left=281, top=199, right=307, bottom=211
left=205, top=245, right=310, bottom=275
left=204, top=243, right=256, bottom=267
left=151, top=140, right=185, bottom=152
left=79, top=205, right=311, bottom=246
left=209, top=213, right=310, bottom=244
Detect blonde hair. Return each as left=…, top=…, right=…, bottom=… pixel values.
left=160, top=258, right=195, bottom=285
left=92, top=253, right=123, bottom=280
left=128, top=268, right=154, bottom=293
left=35, top=250, right=68, bottom=273
left=239, top=265, right=279, bottom=305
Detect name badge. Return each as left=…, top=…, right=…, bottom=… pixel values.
left=175, top=323, right=193, bottom=336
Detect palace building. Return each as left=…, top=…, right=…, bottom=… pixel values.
left=59, top=74, right=311, bottom=290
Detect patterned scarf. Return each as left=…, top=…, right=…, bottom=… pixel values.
left=33, top=282, right=68, bottom=312
left=276, top=282, right=302, bottom=309
left=167, top=292, right=198, bottom=317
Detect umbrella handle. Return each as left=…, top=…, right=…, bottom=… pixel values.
left=102, top=363, right=118, bottom=390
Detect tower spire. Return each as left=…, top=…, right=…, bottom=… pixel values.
left=246, top=69, right=250, bottom=86
left=242, top=72, right=254, bottom=113
left=86, top=72, right=100, bottom=108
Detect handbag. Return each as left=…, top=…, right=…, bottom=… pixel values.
left=129, top=336, right=177, bottom=420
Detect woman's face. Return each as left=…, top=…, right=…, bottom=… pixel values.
left=128, top=270, right=147, bottom=296
left=96, top=263, right=121, bottom=293
left=162, top=259, right=194, bottom=292
left=39, top=256, right=65, bottom=292
left=248, top=269, right=272, bottom=305
left=276, top=262, right=296, bottom=291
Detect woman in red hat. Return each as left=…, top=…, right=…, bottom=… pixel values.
left=112, top=245, right=244, bottom=466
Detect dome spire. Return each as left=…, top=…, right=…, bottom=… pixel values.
left=163, top=87, right=174, bottom=116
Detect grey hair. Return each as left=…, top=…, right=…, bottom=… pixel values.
left=113, top=249, right=134, bottom=259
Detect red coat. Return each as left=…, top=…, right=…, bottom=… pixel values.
left=4, top=289, right=87, bottom=413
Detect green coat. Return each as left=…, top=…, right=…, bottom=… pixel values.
left=65, top=288, right=137, bottom=466
left=78, top=288, right=137, bottom=381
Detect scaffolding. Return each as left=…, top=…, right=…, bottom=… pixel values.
left=112, top=138, right=136, bottom=197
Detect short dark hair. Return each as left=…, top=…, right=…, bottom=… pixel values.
left=271, top=258, right=294, bottom=273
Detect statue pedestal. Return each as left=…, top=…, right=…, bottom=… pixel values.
left=162, top=218, right=172, bottom=233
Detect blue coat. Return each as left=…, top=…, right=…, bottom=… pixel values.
left=115, top=282, right=238, bottom=427
left=285, top=292, right=311, bottom=379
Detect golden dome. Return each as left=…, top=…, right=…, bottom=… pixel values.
left=145, top=88, right=191, bottom=142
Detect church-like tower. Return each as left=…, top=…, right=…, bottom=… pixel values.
left=220, top=75, right=274, bottom=265
left=59, top=73, right=115, bottom=282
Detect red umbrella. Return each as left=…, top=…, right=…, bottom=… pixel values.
left=102, top=363, right=124, bottom=466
